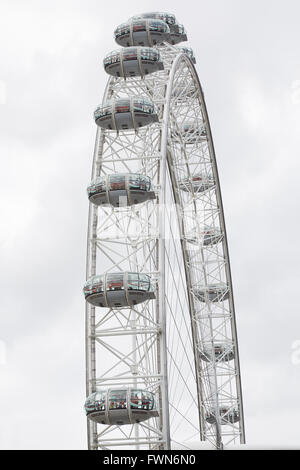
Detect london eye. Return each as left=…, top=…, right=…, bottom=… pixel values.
left=84, top=12, right=245, bottom=450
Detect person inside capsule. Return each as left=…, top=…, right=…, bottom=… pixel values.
left=130, top=390, right=154, bottom=410
left=109, top=390, right=127, bottom=409
left=95, top=392, right=106, bottom=411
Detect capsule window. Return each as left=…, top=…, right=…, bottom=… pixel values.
left=138, top=274, right=151, bottom=291
left=104, top=51, right=120, bottom=66
left=92, top=276, right=104, bottom=293
left=151, top=21, right=162, bottom=32
left=94, top=107, right=101, bottom=119
left=130, top=390, right=142, bottom=408
left=123, top=48, right=138, bottom=61
left=89, top=177, right=106, bottom=194
left=144, top=103, right=154, bottom=114
left=111, top=53, right=120, bottom=64
left=95, top=391, right=106, bottom=411
left=134, top=99, right=153, bottom=114
left=127, top=273, right=151, bottom=291
left=84, top=275, right=104, bottom=295
left=116, top=24, right=130, bottom=37
left=109, top=390, right=127, bottom=410
left=139, top=176, right=150, bottom=191
left=122, top=25, right=130, bottom=34
left=95, top=179, right=106, bottom=193
left=130, top=390, right=154, bottom=410
left=115, top=100, right=130, bottom=113
left=133, top=100, right=144, bottom=113
left=127, top=273, right=139, bottom=290
left=85, top=395, right=96, bottom=412
left=133, top=21, right=146, bottom=32
left=140, top=49, right=151, bottom=61
left=109, top=175, right=126, bottom=191
left=131, top=13, right=175, bottom=26
left=98, top=104, right=112, bottom=117
left=150, top=50, right=158, bottom=61
left=128, top=175, right=140, bottom=190
left=148, top=20, right=167, bottom=32
left=107, top=274, right=124, bottom=291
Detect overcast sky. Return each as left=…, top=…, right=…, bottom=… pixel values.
left=0, top=0, right=300, bottom=449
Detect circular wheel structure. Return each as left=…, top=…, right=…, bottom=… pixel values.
left=84, top=12, right=245, bottom=450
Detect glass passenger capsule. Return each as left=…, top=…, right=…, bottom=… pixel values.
left=129, top=13, right=187, bottom=44
left=199, top=343, right=235, bottom=362
left=186, top=227, right=223, bottom=246
left=179, top=174, right=215, bottom=193
left=181, top=122, right=207, bottom=142
left=206, top=407, right=240, bottom=425
left=87, top=173, right=156, bottom=207
left=114, top=19, right=170, bottom=47
left=172, top=121, right=207, bottom=141
left=178, top=46, right=196, bottom=64
left=194, top=283, right=229, bottom=303
left=202, top=227, right=223, bottom=245
left=94, top=98, right=158, bottom=131
left=83, top=272, right=155, bottom=308
left=103, top=47, right=164, bottom=78
left=169, top=24, right=187, bottom=45
left=85, top=388, right=158, bottom=425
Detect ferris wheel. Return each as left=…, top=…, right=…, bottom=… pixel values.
left=83, top=12, right=245, bottom=450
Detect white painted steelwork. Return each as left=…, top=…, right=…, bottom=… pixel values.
left=85, top=15, right=245, bottom=450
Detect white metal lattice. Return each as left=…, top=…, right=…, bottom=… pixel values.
left=85, top=42, right=245, bottom=450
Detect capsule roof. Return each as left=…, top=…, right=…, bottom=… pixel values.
left=129, top=13, right=186, bottom=41
left=129, top=12, right=177, bottom=26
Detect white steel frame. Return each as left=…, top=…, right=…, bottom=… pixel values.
left=85, top=43, right=245, bottom=450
